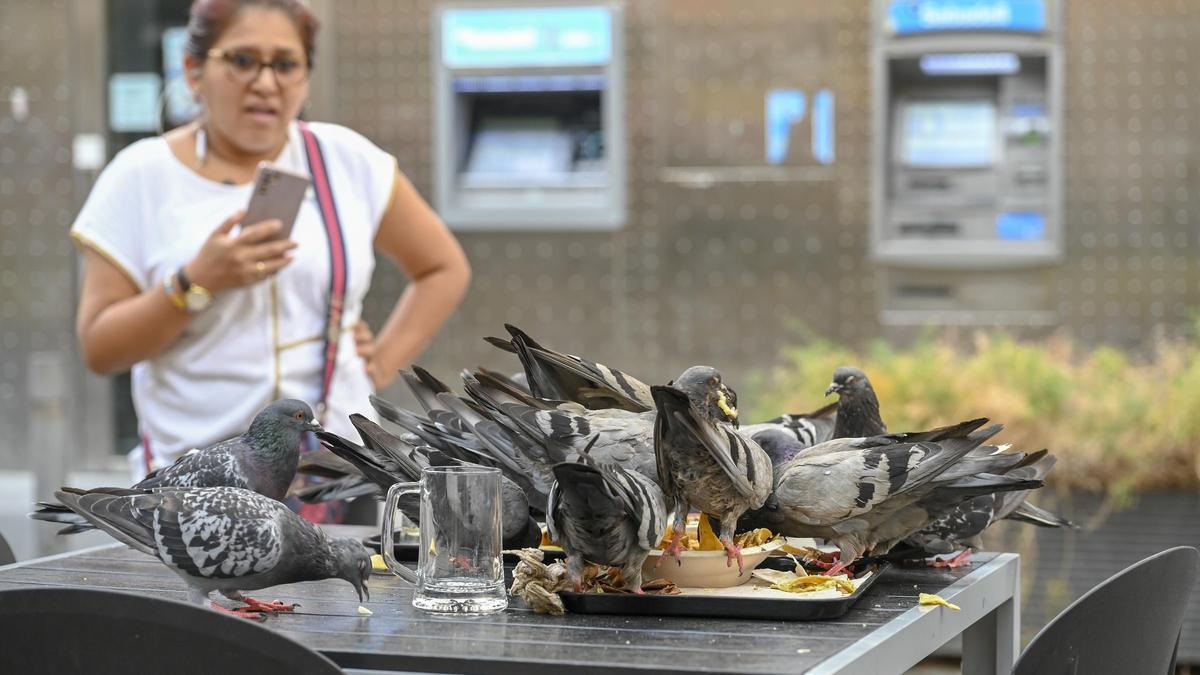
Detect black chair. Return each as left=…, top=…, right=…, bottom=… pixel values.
left=0, top=530, right=14, bottom=566
left=1013, top=546, right=1199, bottom=675
left=0, top=588, right=343, bottom=674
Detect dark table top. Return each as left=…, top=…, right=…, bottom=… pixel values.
left=0, top=527, right=1016, bottom=674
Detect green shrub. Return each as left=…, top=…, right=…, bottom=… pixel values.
left=745, top=329, right=1200, bottom=495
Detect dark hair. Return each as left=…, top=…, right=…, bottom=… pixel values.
left=185, top=0, right=319, bottom=65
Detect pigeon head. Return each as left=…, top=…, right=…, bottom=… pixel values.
left=672, top=366, right=739, bottom=426
left=249, top=399, right=321, bottom=435
left=825, top=367, right=873, bottom=398
left=330, top=537, right=372, bottom=602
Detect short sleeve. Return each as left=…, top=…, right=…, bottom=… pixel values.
left=310, top=123, right=398, bottom=237
left=70, top=141, right=155, bottom=290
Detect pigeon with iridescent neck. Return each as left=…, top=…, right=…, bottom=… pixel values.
left=31, top=399, right=319, bottom=533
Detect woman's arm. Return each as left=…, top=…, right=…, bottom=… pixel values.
left=76, top=211, right=296, bottom=374
left=75, top=248, right=195, bottom=374
left=363, top=170, right=471, bottom=389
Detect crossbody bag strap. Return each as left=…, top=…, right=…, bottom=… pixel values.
left=297, top=121, right=348, bottom=423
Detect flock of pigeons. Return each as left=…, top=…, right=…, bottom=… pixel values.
left=29, top=324, right=1075, bottom=616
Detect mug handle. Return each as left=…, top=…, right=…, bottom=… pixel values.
left=383, top=482, right=420, bottom=584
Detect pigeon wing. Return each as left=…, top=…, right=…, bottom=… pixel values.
left=134, top=442, right=248, bottom=490
left=153, top=488, right=286, bottom=580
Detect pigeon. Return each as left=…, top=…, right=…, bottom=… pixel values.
left=461, top=368, right=663, bottom=496
left=822, top=366, right=1073, bottom=562
left=653, top=367, right=772, bottom=573
left=740, top=419, right=1022, bottom=575
left=486, top=323, right=655, bottom=413
left=547, top=454, right=668, bottom=593
left=371, top=370, right=555, bottom=512
left=53, top=486, right=371, bottom=619
left=892, top=452, right=1076, bottom=567
left=825, top=366, right=887, bottom=439
left=313, top=415, right=541, bottom=549
left=740, top=400, right=839, bottom=452
left=31, top=399, right=319, bottom=533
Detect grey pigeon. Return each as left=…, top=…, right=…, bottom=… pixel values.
left=548, top=455, right=668, bottom=592
left=740, top=419, right=1014, bottom=574
left=32, top=399, right=319, bottom=533
left=822, top=366, right=1072, bottom=564
left=740, top=400, right=839, bottom=452
left=313, top=415, right=541, bottom=549
left=53, top=486, right=370, bottom=619
left=893, top=452, right=1076, bottom=567
left=486, top=324, right=655, bottom=413
left=372, top=370, right=555, bottom=512
left=653, top=367, right=771, bottom=573
left=462, top=368, right=662, bottom=497
left=825, top=366, right=887, bottom=439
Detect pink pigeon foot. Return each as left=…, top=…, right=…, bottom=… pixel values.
left=723, top=540, right=746, bottom=575
left=210, top=602, right=268, bottom=622
left=657, top=529, right=687, bottom=568
left=931, top=549, right=974, bottom=569
left=823, top=560, right=852, bottom=577
left=235, top=597, right=298, bottom=614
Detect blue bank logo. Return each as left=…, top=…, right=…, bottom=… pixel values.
left=887, top=0, right=1046, bottom=35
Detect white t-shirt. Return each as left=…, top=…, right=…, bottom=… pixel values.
left=70, top=121, right=397, bottom=479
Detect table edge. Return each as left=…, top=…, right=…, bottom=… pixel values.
left=807, top=552, right=1019, bottom=675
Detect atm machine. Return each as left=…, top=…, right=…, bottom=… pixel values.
left=433, top=3, right=624, bottom=229
left=872, top=0, right=1062, bottom=327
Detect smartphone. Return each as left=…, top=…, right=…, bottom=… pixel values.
left=243, top=162, right=311, bottom=240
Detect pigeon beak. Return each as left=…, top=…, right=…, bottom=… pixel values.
left=824, top=383, right=840, bottom=397
left=306, top=420, right=323, bottom=432
left=716, top=390, right=738, bottom=420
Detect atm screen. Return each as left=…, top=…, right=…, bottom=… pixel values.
left=900, top=100, right=996, bottom=168
left=462, top=117, right=575, bottom=186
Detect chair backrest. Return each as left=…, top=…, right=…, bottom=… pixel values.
left=1013, top=546, right=1199, bottom=675
left=0, top=587, right=343, bottom=675
left=0, top=530, right=14, bottom=566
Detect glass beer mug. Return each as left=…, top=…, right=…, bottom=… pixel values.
left=382, top=465, right=508, bottom=615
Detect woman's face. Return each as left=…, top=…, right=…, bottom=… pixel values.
left=186, top=7, right=310, bottom=156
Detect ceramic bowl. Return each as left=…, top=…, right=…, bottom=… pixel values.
left=642, top=538, right=786, bottom=588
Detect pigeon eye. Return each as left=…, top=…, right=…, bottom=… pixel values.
left=294, top=411, right=305, bottom=420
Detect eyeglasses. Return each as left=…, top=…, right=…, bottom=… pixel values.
left=206, top=48, right=310, bottom=86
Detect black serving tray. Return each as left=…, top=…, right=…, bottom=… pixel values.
left=363, top=532, right=421, bottom=560
left=558, top=558, right=889, bottom=621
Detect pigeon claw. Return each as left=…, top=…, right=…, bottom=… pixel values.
left=823, top=560, right=851, bottom=577
left=722, top=541, right=745, bottom=575
left=657, top=530, right=687, bottom=568
left=210, top=602, right=269, bottom=622
left=930, top=549, right=974, bottom=569
left=237, top=597, right=299, bottom=614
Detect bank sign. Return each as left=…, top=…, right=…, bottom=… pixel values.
left=442, top=6, right=612, bottom=68
left=887, top=0, right=1047, bottom=34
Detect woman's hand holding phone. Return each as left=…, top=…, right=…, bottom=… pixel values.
left=185, top=209, right=298, bottom=293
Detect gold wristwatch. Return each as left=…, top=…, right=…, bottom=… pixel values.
left=162, top=272, right=187, bottom=311
left=172, top=267, right=214, bottom=314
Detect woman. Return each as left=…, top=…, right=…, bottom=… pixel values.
left=70, top=0, right=470, bottom=490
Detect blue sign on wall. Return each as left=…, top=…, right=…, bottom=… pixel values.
left=765, top=88, right=836, bottom=166
left=442, top=7, right=612, bottom=68
left=996, top=211, right=1046, bottom=240
left=887, top=0, right=1046, bottom=35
